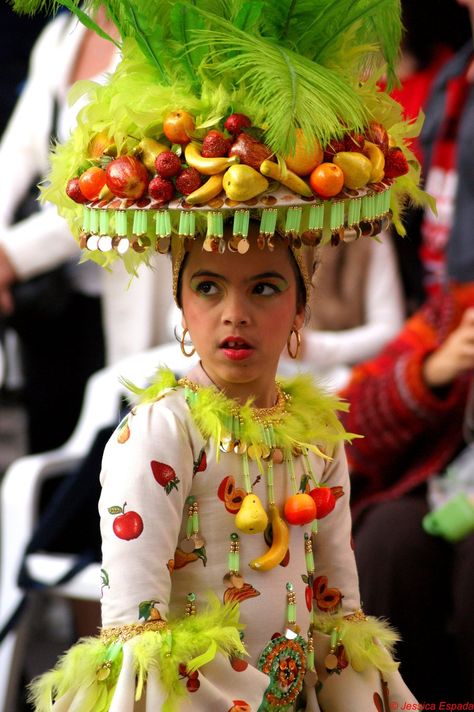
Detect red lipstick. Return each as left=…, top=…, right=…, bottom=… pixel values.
left=220, top=337, right=254, bottom=361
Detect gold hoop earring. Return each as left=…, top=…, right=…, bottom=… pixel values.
left=287, top=329, right=301, bottom=360
left=180, top=328, right=196, bottom=357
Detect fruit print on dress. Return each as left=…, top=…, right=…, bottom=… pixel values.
left=108, top=503, right=144, bottom=540
left=223, top=580, right=260, bottom=605
left=313, top=575, right=343, bottom=612
left=173, top=545, right=207, bottom=569
left=100, top=568, right=110, bottom=597
left=193, top=447, right=207, bottom=476
left=116, top=414, right=131, bottom=443
left=217, top=475, right=245, bottom=514
left=151, top=460, right=180, bottom=494
left=138, top=600, right=163, bottom=622
left=228, top=701, right=251, bottom=712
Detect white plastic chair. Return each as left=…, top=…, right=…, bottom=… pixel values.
left=0, top=341, right=196, bottom=712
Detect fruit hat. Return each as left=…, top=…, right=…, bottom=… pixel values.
left=11, top=0, right=432, bottom=297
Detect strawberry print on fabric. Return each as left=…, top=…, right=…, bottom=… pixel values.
left=109, top=503, right=144, bottom=540
left=313, top=574, right=343, bottom=612
left=151, top=460, right=180, bottom=494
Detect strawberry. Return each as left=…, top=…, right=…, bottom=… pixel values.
left=154, top=150, right=182, bottom=177
left=176, top=167, right=201, bottom=195
left=323, top=138, right=346, bottom=162
left=150, top=460, right=180, bottom=494
left=383, top=147, right=409, bottom=178
left=201, top=130, right=231, bottom=157
left=149, top=175, right=175, bottom=203
left=224, top=113, right=252, bottom=135
left=344, top=131, right=365, bottom=151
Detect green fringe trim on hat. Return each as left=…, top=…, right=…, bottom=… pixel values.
left=28, top=596, right=245, bottom=712
left=122, top=367, right=358, bottom=462
left=313, top=612, right=400, bottom=674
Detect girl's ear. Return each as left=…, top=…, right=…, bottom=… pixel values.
left=293, top=306, right=305, bottom=332
left=181, top=313, right=187, bottom=331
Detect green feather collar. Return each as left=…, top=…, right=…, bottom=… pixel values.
left=124, top=367, right=356, bottom=463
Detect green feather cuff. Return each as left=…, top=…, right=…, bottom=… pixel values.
left=28, top=597, right=245, bottom=712
left=313, top=611, right=400, bottom=674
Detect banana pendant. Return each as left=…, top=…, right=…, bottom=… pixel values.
left=249, top=503, right=289, bottom=571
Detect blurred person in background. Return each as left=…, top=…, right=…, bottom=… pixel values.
left=0, top=7, right=173, bottom=453
left=339, top=0, right=474, bottom=699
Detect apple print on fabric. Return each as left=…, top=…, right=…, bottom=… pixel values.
left=193, top=448, right=207, bottom=476
left=108, top=503, right=144, bottom=540
left=151, top=460, right=180, bottom=494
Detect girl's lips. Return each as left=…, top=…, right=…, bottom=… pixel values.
left=220, top=338, right=254, bottom=361
left=222, top=347, right=253, bottom=361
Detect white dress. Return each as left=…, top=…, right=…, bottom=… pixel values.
left=30, top=364, right=417, bottom=712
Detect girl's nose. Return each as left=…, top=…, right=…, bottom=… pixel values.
left=221, top=293, right=250, bottom=326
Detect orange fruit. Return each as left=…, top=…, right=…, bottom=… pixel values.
left=309, top=162, right=344, bottom=198
left=284, top=128, right=323, bottom=176
left=163, top=110, right=195, bottom=145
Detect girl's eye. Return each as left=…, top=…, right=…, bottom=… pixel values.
left=195, top=280, right=219, bottom=295
left=253, top=282, right=281, bottom=296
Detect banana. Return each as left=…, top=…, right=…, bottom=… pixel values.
left=364, top=140, right=385, bottom=182
left=184, top=142, right=239, bottom=175
left=249, top=504, right=289, bottom=571
left=260, top=159, right=313, bottom=197
left=186, top=172, right=225, bottom=205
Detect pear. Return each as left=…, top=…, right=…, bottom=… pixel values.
left=235, top=493, right=269, bottom=534
left=333, top=151, right=372, bottom=190
left=223, top=165, right=269, bottom=202
left=133, top=138, right=168, bottom=173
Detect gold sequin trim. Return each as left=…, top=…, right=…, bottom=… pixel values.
left=100, top=620, right=168, bottom=644
left=343, top=609, right=367, bottom=623
left=179, top=378, right=290, bottom=423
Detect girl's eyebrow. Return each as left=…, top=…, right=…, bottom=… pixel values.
left=249, top=272, right=287, bottom=281
left=190, top=270, right=288, bottom=282
left=190, top=270, right=226, bottom=280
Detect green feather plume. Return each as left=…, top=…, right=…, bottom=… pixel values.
left=314, top=612, right=400, bottom=674
left=28, top=595, right=244, bottom=712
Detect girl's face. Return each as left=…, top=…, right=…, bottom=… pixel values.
left=180, top=232, right=305, bottom=406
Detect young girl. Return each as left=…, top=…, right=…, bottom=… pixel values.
left=12, top=1, right=429, bottom=709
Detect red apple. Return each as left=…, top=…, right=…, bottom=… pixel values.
left=105, top=156, right=149, bottom=199
left=109, top=503, right=144, bottom=540
left=66, top=177, right=88, bottom=204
